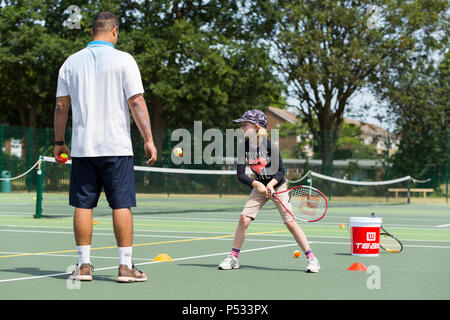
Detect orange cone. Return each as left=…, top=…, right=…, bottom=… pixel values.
left=347, top=262, right=367, bottom=271
left=152, top=253, right=174, bottom=262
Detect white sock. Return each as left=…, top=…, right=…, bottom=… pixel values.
left=76, top=245, right=91, bottom=266
left=118, top=247, right=133, bottom=269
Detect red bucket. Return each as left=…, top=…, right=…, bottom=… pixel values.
left=349, top=217, right=382, bottom=257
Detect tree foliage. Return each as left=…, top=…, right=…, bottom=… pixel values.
left=0, top=0, right=285, bottom=132
left=376, top=50, right=449, bottom=190
left=246, top=0, right=448, bottom=171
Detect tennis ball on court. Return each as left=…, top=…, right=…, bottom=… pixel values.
left=294, top=250, right=301, bottom=258
left=339, top=224, right=345, bottom=229
left=173, top=147, right=183, bottom=157
left=58, top=153, right=69, bottom=163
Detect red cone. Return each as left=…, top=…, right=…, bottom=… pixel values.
left=347, top=262, right=367, bottom=271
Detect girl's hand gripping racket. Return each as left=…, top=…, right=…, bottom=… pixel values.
left=269, top=186, right=328, bottom=222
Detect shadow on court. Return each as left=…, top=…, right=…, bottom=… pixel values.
left=0, top=267, right=64, bottom=277
left=177, top=263, right=300, bottom=272
left=0, top=267, right=123, bottom=283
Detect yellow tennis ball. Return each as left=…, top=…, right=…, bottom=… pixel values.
left=93, top=220, right=98, bottom=225
left=173, top=147, right=183, bottom=157
left=339, top=224, right=345, bottom=229
left=294, top=250, right=301, bottom=258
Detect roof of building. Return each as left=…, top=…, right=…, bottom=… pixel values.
left=344, top=118, right=388, bottom=138
left=268, top=106, right=297, bottom=124
left=267, top=107, right=394, bottom=139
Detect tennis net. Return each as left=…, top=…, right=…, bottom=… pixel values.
left=33, top=156, right=251, bottom=218
left=288, top=170, right=431, bottom=205
left=0, top=155, right=433, bottom=217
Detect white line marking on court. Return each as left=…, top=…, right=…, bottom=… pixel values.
left=1, top=213, right=449, bottom=229
left=0, top=244, right=297, bottom=283
left=0, top=251, right=154, bottom=261
left=0, top=228, right=291, bottom=243
left=437, top=224, right=450, bottom=228
left=1, top=241, right=450, bottom=284
left=1, top=227, right=449, bottom=243
left=402, top=244, right=450, bottom=249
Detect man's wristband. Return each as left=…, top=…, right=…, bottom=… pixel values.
left=54, top=141, right=65, bottom=145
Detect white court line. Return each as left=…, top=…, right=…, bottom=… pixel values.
left=1, top=226, right=449, bottom=243
left=2, top=224, right=73, bottom=229
left=0, top=228, right=291, bottom=243
left=437, top=224, right=450, bottom=228
left=0, top=213, right=279, bottom=224
left=1, top=212, right=447, bottom=229
left=0, top=251, right=154, bottom=261
left=1, top=240, right=450, bottom=284
left=0, top=243, right=298, bottom=283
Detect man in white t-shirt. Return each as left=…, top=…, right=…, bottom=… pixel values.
left=54, top=11, right=157, bottom=283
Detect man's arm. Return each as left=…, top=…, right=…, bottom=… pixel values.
left=53, top=95, right=71, bottom=163
left=128, top=93, right=157, bottom=166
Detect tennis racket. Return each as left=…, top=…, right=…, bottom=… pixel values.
left=269, top=186, right=328, bottom=222
left=371, top=213, right=403, bottom=253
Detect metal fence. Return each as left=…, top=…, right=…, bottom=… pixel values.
left=0, top=124, right=448, bottom=201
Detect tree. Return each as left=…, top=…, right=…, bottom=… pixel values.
left=278, top=116, right=380, bottom=160
left=0, top=0, right=285, bottom=136
left=278, top=118, right=312, bottom=158
left=0, top=0, right=78, bottom=127
left=0, top=0, right=120, bottom=127
left=247, top=0, right=448, bottom=173
left=333, top=121, right=379, bottom=160
left=375, top=51, right=449, bottom=191
left=119, top=0, right=285, bottom=132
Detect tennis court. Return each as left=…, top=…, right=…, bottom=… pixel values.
left=0, top=192, right=448, bottom=300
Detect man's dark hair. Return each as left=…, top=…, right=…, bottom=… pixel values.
left=92, top=11, right=119, bottom=36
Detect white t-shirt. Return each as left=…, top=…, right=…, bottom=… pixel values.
left=56, top=40, right=144, bottom=157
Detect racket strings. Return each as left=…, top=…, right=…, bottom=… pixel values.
left=380, top=234, right=402, bottom=252
left=288, top=187, right=326, bottom=219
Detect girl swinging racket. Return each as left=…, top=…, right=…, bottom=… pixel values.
left=218, top=110, right=320, bottom=273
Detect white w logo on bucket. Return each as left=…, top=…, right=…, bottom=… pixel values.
left=366, top=232, right=376, bottom=241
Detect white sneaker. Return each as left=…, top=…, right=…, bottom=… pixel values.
left=218, top=255, right=240, bottom=270
left=306, top=257, right=320, bottom=273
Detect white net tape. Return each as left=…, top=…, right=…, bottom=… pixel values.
left=288, top=170, right=431, bottom=186
left=0, top=159, right=41, bottom=181
left=41, top=156, right=239, bottom=175
left=1, top=156, right=432, bottom=184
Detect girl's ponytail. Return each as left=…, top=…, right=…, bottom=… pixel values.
left=257, top=126, right=268, bottom=137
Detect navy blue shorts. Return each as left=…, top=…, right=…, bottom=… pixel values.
left=69, top=156, right=136, bottom=209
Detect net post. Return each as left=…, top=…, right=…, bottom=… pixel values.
left=446, top=130, right=449, bottom=204
left=219, top=129, right=224, bottom=198
left=0, top=124, right=4, bottom=173
left=219, top=164, right=224, bottom=199
left=328, top=130, right=333, bottom=200
left=308, top=172, right=312, bottom=188
left=385, top=130, right=391, bottom=203
left=167, top=129, right=172, bottom=197
left=34, top=156, right=43, bottom=219
left=406, top=179, right=410, bottom=204
left=27, top=127, right=33, bottom=192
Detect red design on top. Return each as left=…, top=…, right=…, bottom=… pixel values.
left=249, top=158, right=268, bottom=174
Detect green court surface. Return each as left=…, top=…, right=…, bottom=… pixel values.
left=0, top=193, right=449, bottom=300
